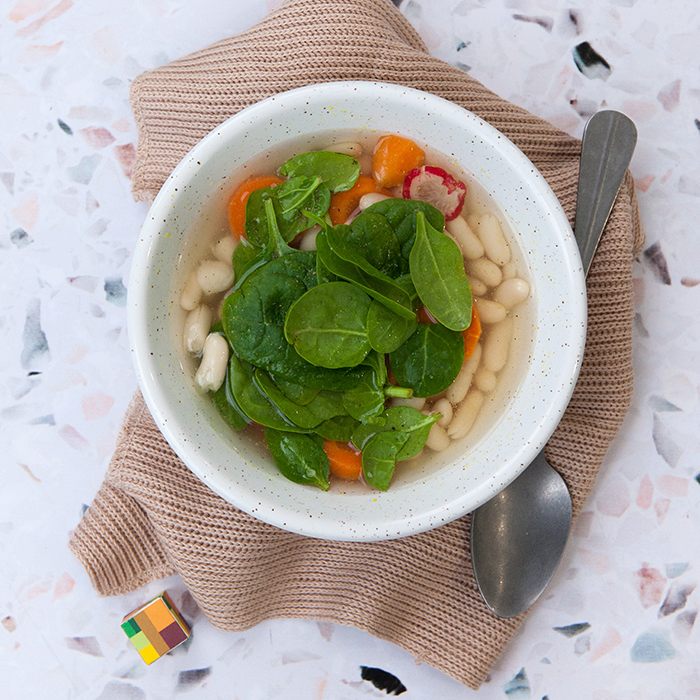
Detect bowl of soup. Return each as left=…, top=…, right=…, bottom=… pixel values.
left=127, top=81, right=586, bottom=541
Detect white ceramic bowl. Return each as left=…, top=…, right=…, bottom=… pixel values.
left=128, top=81, right=586, bottom=541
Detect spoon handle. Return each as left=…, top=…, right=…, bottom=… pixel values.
left=575, top=110, right=637, bottom=275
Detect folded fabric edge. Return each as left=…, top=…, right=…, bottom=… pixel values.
left=68, top=481, right=176, bottom=596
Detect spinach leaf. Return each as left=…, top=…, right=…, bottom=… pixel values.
left=354, top=407, right=440, bottom=491
left=388, top=323, right=465, bottom=398
left=410, top=211, right=473, bottom=331
left=254, top=369, right=347, bottom=429
left=284, top=281, right=373, bottom=369
left=245, top=179, right=330, bottom=246
left=366, top=299, right=418, bottom=353
left=232, top=237, right=261, bottom=281
left=345, top=211, right=402, bottom=277
left=275, top=176, right=331, bottom=221
left=361, top=431, right=408, bottom=491
left=364, top=198, right=445, bottom=267
left=343, top=370, right=384, bottom=423
left=265, top=428, right=330, bottom=491
left=223, top=255, right=367, bottom=390
left=230, top=198, right=295, bottom=294
left=313, top=414, right=359, bottom=442
left=209, top=361, right=249, bottom=431
left=279, top=151, right=361, bottom=193
left=228, top=354, right=309, bottom=432
left=352, top=405, right=439, bottom=458
left=268, top=373, right=319, bottom=405
left=316, top=230, right=416, bottom=320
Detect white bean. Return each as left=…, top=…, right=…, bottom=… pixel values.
left=195, top=333, right=229, bottom=392
left=493, top=278, right=530, bottom=309
left=468, top=276, right=488, bottom=297
left=426, top=422, right=451, bottom=452
left=212, top=235, right=237, bottom=263
left=472, top=213, right=511, bottom=266
left=448, top=389, right=484, bottom=439
left=446, top=216, right=484, bottom=260
left=465, top=257, right=502, bottom=288
left=298, top=226, right=320, bottom=251
left=183, top=304, right=212, bottom=354
left=474, top=297, right=507, bottom=324
left=501, top=261, right=518, bottom=281
left=197, top=260, right=235, bottom=296
left=327, top=141, right=363, bottom=157
left=466, top=213, right=481, bottom=231
left=482, top=316, right=513, bottom=373
left=431, top=397, right=453, bottom=429
left=391, top=396, right=426, bottom=411
left=474, top=367, right=497, bottom=394
left=359, top=193, right=391, bottom=210
left=180, top=270, right=203, bottom=311
left=446, top=343, right=482, bottom=405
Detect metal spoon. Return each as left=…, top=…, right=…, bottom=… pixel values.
left=470, top=110, right=637, bottom=618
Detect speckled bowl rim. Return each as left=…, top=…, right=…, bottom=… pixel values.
left=128, top=81, right=586, bottom=541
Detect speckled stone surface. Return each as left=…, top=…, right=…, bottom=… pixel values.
left=2, top=0, right=699, bottom=698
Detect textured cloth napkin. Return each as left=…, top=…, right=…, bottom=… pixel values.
left=69, top=0, right=645, bottom=689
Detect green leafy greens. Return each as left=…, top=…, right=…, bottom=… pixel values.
left=203, top=146, right=477, bottom=492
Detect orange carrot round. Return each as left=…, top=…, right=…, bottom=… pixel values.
left=228, top=175, right=284, bottom=238
left=372, top=134, right=425, bottom=188
left=462, top=304, right=481, bottom=359
left=328, top=175, right=389, bottom=225
left=324, top=440, right=363, bottom=480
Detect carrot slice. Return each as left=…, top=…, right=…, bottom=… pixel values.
left=324, top=440, right=363, bottom=480
left=372, top=134, right=425, bottom=188
left=463, top=304, right=481, bottom=359
left=328, top=175, right=390, bottom=225
left=228, top=175, right=284, bottom=238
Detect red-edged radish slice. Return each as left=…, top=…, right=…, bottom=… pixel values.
left=402, top=166, right=466, bottom=221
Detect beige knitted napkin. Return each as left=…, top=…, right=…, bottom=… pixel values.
left=69, top=0, right=644, bottom=689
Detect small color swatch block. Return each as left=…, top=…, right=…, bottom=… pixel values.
left=121, top=591, right=191, bottom=664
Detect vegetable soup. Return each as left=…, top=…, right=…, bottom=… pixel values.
left=176, top=132, right=531, bottom=492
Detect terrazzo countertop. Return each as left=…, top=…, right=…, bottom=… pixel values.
left=2, top=0, right=699, bottom=697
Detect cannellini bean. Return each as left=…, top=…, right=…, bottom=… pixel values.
left=474, top=297, right=507, bottom=324
left=448, top=389, right=484, bottom=439
left=212, top=235, right=238, bottom=263
left=328, top=141, right=363, bottom=157
left=446, top=343, right=482, bottom=405
left=431, top=397, right=453, bottom=429
left=466, top=213, right=481, bottom=231
left=298, top=226, right=321, bottom=251
left=195, top=333, right=229, bottom=392
left=493, top=278, right=530, bottom=309
left=501, top=261, right=518, bottom=280
left=197, top=260, right=235, bottom=296
left=183, top=304, right=212, bottom=354
left=180, top=270, right=203, bottom=311
left=472, top=213, right=511, bottom=266
left=482, top=316, right=513, bottom=373
left=391, top=396, right=426, bottom=411
left=446, top=216, right=484, bottom=260
left=359, top=192, right=391, bottom=210
left=465, top=257, right=502, bottom=288
left=474, top=367, right=497, bottom=394
left=426, top=422, right=451, bottom=452
left=468, top=276, right=488, bottom=297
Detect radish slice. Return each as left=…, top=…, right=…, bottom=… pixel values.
left=402, top=166, right=466, bottom=221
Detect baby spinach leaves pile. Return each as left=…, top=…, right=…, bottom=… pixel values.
left=210, top=149, right=474, bottom=492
